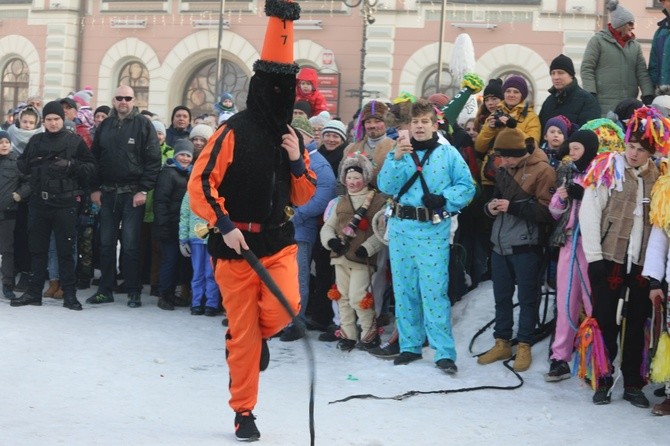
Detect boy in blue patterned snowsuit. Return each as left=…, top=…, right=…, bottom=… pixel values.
left=377, top=99, right=475, bottom=373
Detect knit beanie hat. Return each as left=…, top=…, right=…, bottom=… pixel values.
left=171, top=105, right=191, bottom=122
left=94, top=105, right=110, bottom=116
left=545, top=115, right=573, bottom=138
left=189, top=123, right=214, bottom=141
left=550, top=54, right=575, bottom=77
left=294, top=100, right=312, bottom=116
left=42, top=101, right=65, bottom=120
left=483, top=78, right=504, bottom=100
left=607, top=0, right=634, bottom=29
left=152, top=120, right=166, bottom=135
left=494, top=127, right=527, bottom=157
left=502, top=75, right=528, bottom=101
left=73, top=88, right=94, bottom=107
left=321, top=119, right=347, bottom=142
left=339, top=153, right=373, bottom=184
left=568, top=130, right=600, bottom=172
left=220, top=92, right=234, bottom=102
left=651, top=94, right=670, bottom=118
left=427, top=93, right=450, bottom=108
left=291, top=115, right=314, bottom=137
left=173, top=139, right=194, bottom=157
left=0, top=130, right=9, bottom=142
left=309, top=110, right=331, bottom=128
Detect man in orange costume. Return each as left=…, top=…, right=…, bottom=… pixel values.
left=188, top=0, right=315, bottom=441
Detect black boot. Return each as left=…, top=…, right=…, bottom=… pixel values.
left=2, top=283, right=16, bottom=299
left=10, top=291, right=42, bottom=307
left=157, top=293, right=174, bottom=311
left=63, top=296, right=83, bottom=311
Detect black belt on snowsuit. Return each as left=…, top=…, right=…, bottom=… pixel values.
left=40, top=190, right=83, bottom=200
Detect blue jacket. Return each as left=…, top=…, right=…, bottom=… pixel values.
left=649, top=10, right=670, bottom=88
left=292, top=144, right=337, bottom=243
left=378, top=140, right=475, bottom=240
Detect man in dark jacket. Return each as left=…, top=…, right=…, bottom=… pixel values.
left=539, top=54, right=601, bottom=130
left=88, top=85, right=161, bottom=308
left=11, top=101, right=96, bottom=310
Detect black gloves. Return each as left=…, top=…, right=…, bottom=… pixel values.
left=566, top=183, right=584, bottom=200
left=422, top=193, right=446, bottom=210
left=587, top=259, right=609, bottom=281
left=505, top=116, right=517, bottom=128
left=49, top=157, right=71, bottom=176
left=328, top=238, right=347, bottom=255
left=354, top=246, right=368, bottom=258
left=642, top=95, right=655, bottom=106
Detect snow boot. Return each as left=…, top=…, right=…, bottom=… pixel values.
left=43, top=280, right=60, bottom=297
left=593, top=377, right=613, bottom=405
left=127, top=293, right=142, bottom=308
left=623, top=387, right=650, bottom=408
left=10, top=291, right=42, bottom=307
left=652, top=398, right=670, bottom=416
left=436, top=358, right=458, bottom=375
left=545, top=360, right=571, bottom=382
left=393, top=351, right=422, bottom=365
left=513, top=343, right=532, bottom=372
left=477, top=338, right=512, bottom=365
left=234, top=410, right=260, bottom=442
left=63, top=295, right=83, bottom=311
left=337, top=338, right=357, bottom=352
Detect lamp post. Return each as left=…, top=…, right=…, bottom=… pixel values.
left=342, top=0, right=378, bottom=110
left=215, top=0, right=226, bottom=100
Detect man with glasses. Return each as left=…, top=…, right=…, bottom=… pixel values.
left=88, top=85, right=161, bottom=308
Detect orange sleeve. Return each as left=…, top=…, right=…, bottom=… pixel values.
left=187, top=125, right=236, bottom=233
left=290, top=148, right=317, bottom=207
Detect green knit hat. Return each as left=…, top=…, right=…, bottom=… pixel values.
left=291, top=115, right=314, bottom=137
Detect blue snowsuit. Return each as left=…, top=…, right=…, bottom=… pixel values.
left=378, top=140, right=475, bottom=362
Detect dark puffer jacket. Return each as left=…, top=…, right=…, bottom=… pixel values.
left=538, top=79, right=601, bottom=130
left=153, top=159, right=191, bottom=241
left=0, top=151, right=30, bottom=214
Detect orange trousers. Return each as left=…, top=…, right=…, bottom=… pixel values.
left=215, top=244, right=300, bottom=412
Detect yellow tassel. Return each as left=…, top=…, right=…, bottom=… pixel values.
left=650, top=332, right=670, bottom=383
left=649, top=175, right=670, bottom=236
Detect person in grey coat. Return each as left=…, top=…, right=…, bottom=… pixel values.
left=581, top=0, right=654, bottom=116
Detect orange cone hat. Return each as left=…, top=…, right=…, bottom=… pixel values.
left=254, top=0, right=300, bottom=75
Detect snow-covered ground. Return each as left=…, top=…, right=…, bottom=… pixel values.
left=1, top=281, right=666, bottom=445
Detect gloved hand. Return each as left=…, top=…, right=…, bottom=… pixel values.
left=422, top=193, right=446, bottom=210
left=505, top=116, right=517, bottom=128
left=642, top=95, right=655, bottom=106
left=49, top=157, right=71, bottom=175
left=354, top=246, right=368, bottom=258
left=328, top=238, right=347, bottom=255
left=566, top=183, right=584, bottom=200
left=587, top=259, right=608, bottom=281
left=179, top=241, right=191, bottom=257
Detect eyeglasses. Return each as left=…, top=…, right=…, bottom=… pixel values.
left=115, top=96, right=134, bottom=102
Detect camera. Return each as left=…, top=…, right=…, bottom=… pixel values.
left=492, top=109, right=506, bottom=127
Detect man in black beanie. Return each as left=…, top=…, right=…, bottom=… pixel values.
left=12, top=101, right=96, bottom=310
left=539, top=54, right=601, bottom=130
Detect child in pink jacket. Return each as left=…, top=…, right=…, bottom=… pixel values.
left=545, top=129, right=599, bottom=382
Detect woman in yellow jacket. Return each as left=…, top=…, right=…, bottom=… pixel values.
left=475, top=75, right=541, bottom=188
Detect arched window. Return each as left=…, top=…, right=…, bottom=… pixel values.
left=118, top=61, right=150, bottom=110
left=421, top=67, right=459, bottom=99
left=183, top=59, right=248, bottom=118
left=1, top=58, right=29, bottom=115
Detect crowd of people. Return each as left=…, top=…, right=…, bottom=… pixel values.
left=2, top=0, right=670, bottom=440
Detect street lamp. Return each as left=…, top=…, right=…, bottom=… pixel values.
left=342, top=0, right=378, bottom=109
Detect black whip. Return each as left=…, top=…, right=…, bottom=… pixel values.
left=241, top=249, right=316, bottom=446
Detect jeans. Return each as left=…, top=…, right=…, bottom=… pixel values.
left=491, top=249, right=542, bottom=344
left=295, top=240, right=314, bottom=322
left=98, top=191, right=144, bottom=295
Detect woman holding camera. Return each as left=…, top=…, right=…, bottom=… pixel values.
left=474, top=75, right=541, bottom=159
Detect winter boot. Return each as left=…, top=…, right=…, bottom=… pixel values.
left=157, top=293, right=175, bottom=311
left=43, top=280, right=60, bottom=297
left=544, top=360, right=571, bottom=382
left=652, top=398, right=670, bottom=416
left=593, top=377, right=613, bottom=405
left=436, top=358, right=458, bottom=375
left=513, top=343, right=532, bottom=372
left=53, top=287, right=64, bottom=299
left=357, top=333, right=381, bottom=351
left=393, top=351, right=422, bottom=365
left=368, top=340, right=400, bottom=359
left=234, top=410, right=260, bottom=441
left=10, top=291, right=42, bottom=307
left=337, top=338, right=357, bottom=352
left=2, top=283, right=16, bottom=299
left=623, top=387, right=650, bottom=408
left=63, top=295, right=83, bottom=311
left=127, top=293, right=142, bottom=308
left=477, top=339, right=512, bottom=365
